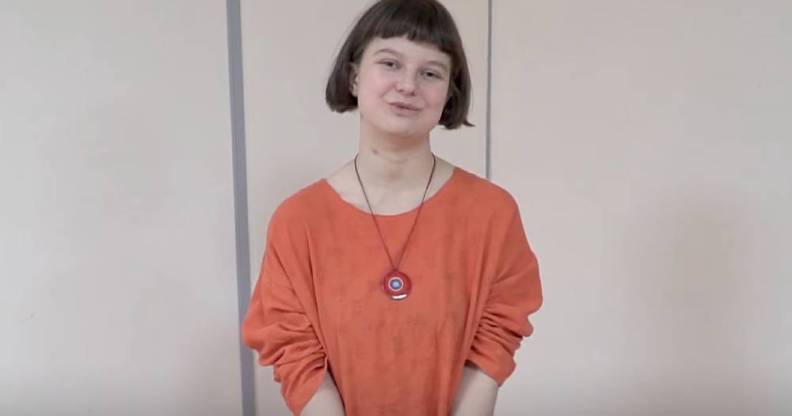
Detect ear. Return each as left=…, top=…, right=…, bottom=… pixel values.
left=349, top=63, right=359, bottom=97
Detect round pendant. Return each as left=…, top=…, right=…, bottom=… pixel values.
left=382, top=269, right=412, bottom=301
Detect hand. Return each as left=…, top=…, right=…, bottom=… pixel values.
left=451, top=362, right=498, bottom=416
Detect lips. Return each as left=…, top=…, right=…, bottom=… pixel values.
left=390, top=102, right=420, bottom=111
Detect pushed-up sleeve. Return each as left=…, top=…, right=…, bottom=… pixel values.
left=466, top=203, right=544, bottom=387
left=241, top=208, right=328, bottom=415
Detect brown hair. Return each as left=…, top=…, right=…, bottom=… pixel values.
left=325, top=0, right=474, bottom=129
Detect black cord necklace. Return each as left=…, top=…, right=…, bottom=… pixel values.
left=354, top=153, right=437, bottom=301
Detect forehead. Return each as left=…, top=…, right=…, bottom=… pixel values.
left=364, top=36, right=451, bottom=66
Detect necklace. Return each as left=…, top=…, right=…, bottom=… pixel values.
left=354, top=153, right=437, bottom=301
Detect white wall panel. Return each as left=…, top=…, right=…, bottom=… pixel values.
left=491, top=1, right=792, bottom=414
left=0, top=2, right=241, bottom=414
left=241, top=1, right=488, bottom=414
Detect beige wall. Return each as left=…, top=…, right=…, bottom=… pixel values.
left=491, top=1, right=792, bottom=415
left=241, top=1, right=488, bottom=413
left=244, top=1, right=792, bottom=415
left=0, top=1, right=241, bottom=415
left=2, top=0, right=790, bottom=415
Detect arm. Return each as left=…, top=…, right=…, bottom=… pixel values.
left=241, top=207, right=334, bottom=415
left=302, top=371, right=345, bottom=415
left=451, top=362, right=498, bottom=416
left=462, top=202, right=543, bottom=406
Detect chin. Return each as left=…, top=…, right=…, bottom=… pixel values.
left=361, top=108, right=439, bottom=138
left=364, top=118, right=416, bottom=137
left=380, top=122, right=428, bottom=138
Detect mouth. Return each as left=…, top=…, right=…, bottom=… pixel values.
left=389, top=102, right=420, bottom=113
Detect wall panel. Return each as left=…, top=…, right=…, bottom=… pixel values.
left=491, top=1, right=792, bottom=414
left=241, top=1, right=489, bottom=413
left=0, top=1, right=241, bottom=414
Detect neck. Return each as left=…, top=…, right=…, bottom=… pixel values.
left=355, top=122, right=435, bottom=192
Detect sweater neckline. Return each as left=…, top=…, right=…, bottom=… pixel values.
left=319, top=166, right=460, bottom=219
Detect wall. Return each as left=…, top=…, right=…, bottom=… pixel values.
left=0, top=1, right=242, bottom=414
left=240, top=0, right=488, bottom=413
left=2, top=0, right=789, bottom=415
left=491, top=1, right=792, bottom=414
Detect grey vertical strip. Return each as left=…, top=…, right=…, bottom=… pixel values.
left=486, top=0, right=493, bottom=180
left=226, top=0, right=255, bottom=415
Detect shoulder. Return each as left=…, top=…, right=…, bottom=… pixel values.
left=266, top=178, right=328, bottom=236
left=453, top=167, right=521, bottom=217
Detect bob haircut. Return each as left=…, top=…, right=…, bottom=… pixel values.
left=325, top=0, right=474, bottom=129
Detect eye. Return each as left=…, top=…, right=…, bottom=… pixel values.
left=380, top=60, right=398, bottom=69
left=424, top=71, right=441, bottom=79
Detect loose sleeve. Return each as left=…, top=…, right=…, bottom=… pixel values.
left=466, top=204, right=544, bottom=386
left=241, top=208, right=328, bottom=415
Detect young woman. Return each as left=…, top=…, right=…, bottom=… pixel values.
left=241, top=1, right=543, bottom=414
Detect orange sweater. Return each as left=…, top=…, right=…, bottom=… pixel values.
left=241, top=166, right=543, bottom=415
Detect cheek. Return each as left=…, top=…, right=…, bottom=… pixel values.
left=426, top=88, right=450, bottom=111
left=357, top=79, right=390, bottom=109
left=360, top=71, right=391, bottom=94
left=358, top=90, right=385, bottom=115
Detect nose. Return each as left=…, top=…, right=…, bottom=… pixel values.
left=396, top=72, right=417, bottom=95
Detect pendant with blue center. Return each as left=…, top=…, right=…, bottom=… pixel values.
left=382, top=269, right=411, bottom=301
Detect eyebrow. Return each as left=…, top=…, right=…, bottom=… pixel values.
left=373, top=48, right=450, bottom=73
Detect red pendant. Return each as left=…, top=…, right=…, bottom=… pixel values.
left=382, top=269, right=412, bottom=300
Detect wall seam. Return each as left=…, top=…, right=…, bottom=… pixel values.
left=486, top=0, right=493, bottom=180
left=226, top=0, right=255, bottom=415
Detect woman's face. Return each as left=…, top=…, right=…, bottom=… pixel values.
left=351, top=36, right=452, bottom=139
